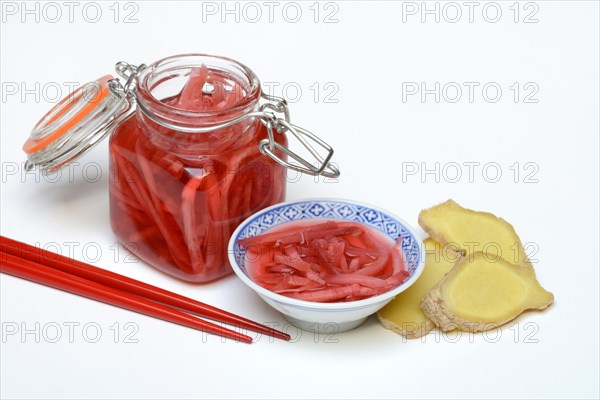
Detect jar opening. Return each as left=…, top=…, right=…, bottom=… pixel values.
left=136, top=54, right=261, bottom=127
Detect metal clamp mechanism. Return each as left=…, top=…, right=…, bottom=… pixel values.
left=256, top=93, right=339, bottom=178
left=109, top=62, right=340, bottom=179
left=107, top=62, right=146, bottom=103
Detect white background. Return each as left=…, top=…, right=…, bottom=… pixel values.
left=1, top=1, right=599, bottom=399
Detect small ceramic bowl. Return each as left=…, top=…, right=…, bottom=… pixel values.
left=228, top=199, right=425, bottom=333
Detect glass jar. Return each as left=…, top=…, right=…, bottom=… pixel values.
left=23, top=53, right=339, bottom=283
left=109, top=55, right=288, bottom=282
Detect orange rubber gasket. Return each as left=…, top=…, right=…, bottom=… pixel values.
left=23, top=75, right=114, bottom=155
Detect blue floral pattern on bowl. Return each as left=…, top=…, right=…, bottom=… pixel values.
left=233, top=199, right=422, bottom=277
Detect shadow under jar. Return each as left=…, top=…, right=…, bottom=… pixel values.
left=109, top=55, right=288, bottom=283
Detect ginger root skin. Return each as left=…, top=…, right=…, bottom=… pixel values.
left=418, top=200, right=530, bottom=266
left=421, top=252, right=554, bottom=332
left=378, top=238, right=457, bottom=338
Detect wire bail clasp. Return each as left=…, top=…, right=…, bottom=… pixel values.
left=107, top=62, right=147, bottom=102
left=257, top=92, right=340, bottom=179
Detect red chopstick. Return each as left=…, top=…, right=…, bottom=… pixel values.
left=0, top=236, right=289, bottom=341
left=0, top=251, right=252, bottom=343
left=0, top=236, right=290, bottom=342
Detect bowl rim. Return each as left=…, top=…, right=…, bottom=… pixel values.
left=227, top=198, right=426, bottom=310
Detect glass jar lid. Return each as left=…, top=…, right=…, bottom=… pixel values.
left=23, top=75, right=130, bottom=173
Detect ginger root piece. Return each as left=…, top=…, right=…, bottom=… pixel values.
left=378, top=238, right=458, bottom=338
left=421, top=252, right=553, bottom=332
left=419, top=200, right=529, bottom=266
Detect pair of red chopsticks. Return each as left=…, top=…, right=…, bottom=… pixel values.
left=0, top=236, right=290, bottom=343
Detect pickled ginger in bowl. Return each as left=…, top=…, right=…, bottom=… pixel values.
left=228, top=199, right=425, bottom=333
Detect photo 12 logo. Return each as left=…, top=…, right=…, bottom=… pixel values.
left=261, top=81, right=340, bottom=104
left=411, top=321, right=541, bottom=344
left=401, top=1, right=539, bottom=23
left=0, top=240, right=141, bottom=264
left=2, top=321, right=140, bottom=344
left=2, top=161, right=105, bottom=184
left=400, top=161, right=540, bottom=184
left=200, top=1, right=340, bottom=23
left=401, top=82, right=540, bottom=104
left=1, top=1, right=140, bottom=24
left=1, top=80, right=110, bottom=105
